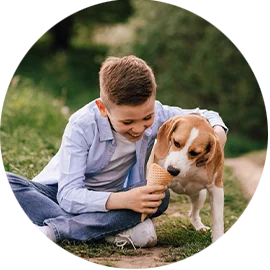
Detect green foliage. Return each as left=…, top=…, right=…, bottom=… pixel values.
left=113, top=0, right=267, bottom=147
left=74, top=0, right=134, bottom=25
left=225, top=133, right=267, bottom=157
left=4, top=0, right=266, bottom=162
left=14, top=42, right=107, bottom=110
left=48, top=0, right=134, bottom=50
left=0, top=79, right=69, bottom=178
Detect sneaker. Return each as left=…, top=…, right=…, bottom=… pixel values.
left=33, top=224, right=55, bottom=242
left=105, top=218, right=157, bottom=249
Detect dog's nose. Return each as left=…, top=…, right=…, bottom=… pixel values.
left=167, top=165, right=180, bottom=176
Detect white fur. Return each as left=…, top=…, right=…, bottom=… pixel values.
left=207, top=183, right=224, bottom=241
left=164, top=128, right=199, bottom=177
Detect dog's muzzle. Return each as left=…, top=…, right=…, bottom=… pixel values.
left=167, top=166, right=180, bottom=176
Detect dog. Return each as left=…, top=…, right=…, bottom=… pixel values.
left=147, top=114, right=224, bottom=242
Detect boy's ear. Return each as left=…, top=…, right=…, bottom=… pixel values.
left=95, top=99, right=107, bottom=117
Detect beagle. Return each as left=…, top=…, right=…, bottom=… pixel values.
left=148, top=114, right=224, bottom=242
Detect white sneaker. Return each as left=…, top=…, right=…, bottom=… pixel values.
left=33, top=224, right=55, bottom=242
left=105, top=218, right=157, bottom=249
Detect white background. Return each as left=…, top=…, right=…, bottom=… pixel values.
left=0, top=1, right=269, bottom=269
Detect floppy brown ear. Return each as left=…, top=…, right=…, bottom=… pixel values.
left=206, top=134, right=224, bottom=185
left=155, top=116, right=183, bottom=160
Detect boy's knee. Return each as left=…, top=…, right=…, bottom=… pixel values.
left=6, top=172, right=29, bottom=190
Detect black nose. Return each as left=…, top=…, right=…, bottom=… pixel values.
left=167, top=165, right=180, bottom=176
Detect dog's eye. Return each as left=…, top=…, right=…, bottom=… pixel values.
left=189, top=150, right=199, bottom=157
left=174, top=140, right=181, bottom=148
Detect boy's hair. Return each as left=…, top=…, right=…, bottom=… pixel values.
left=99, top=55, right=157, bottom=108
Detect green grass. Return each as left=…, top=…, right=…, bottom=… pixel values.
left=59, top=240, right=150, bottom=259
left=155, top=167, right=247, bottom=262
left=57, top=166, right=247, bottom=264
left=1, top=78, right=69, bottom=178
left=0, top=78, right=250, bottom=266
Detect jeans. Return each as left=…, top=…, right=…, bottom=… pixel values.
left=7, top=172, right=170, bottom=242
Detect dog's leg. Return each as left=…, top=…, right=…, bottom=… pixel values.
left=207, top=184, right=224, bottom=242
left=188, top=189, right=210, bottom=231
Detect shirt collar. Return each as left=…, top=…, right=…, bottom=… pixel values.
left=144, top=111, right=159, bottom=137
left=94, top=106, right=114, bottom=141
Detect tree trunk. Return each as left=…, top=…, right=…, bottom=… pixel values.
left=49, top=9, right=74, bottom=51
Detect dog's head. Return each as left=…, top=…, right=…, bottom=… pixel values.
left=155, top=115, right=223, bottom=183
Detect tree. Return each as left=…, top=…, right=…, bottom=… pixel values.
left=116, top=0, right=267, bottom=141
left=49, top=0, right=134, bottom=51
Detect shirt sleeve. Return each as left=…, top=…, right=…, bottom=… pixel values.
left=156, top=101, right=228, bottom=133
left=56, top=122, right=112, bottom=214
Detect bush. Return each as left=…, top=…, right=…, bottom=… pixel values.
left=112, top=0, right=267, bottom=145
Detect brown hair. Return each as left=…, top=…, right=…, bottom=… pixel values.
left=99, top=55, right=157, bottom=107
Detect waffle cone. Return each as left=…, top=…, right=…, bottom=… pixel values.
left=141, top=163, right=174, bottom=222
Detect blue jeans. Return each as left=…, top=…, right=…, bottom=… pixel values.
left=7, top=172, right=170, bottom=242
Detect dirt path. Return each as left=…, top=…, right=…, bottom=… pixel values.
left=91, top=151, right=266, bottom=268
left=225, top=151, right=266, bottom=200
left=90, top=247, right=170, bottom=268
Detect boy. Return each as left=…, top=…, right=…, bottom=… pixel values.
left=7, top=55, right=227, bottom=248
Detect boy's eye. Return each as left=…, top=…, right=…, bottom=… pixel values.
left=174, top=140, right=181, bottom=148
left=122, top=115, right=153, bottom=125
left=144, top=115, right=152, bottom=121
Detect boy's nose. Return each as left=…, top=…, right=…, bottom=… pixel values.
left=132, top=124, right=145, bottom=134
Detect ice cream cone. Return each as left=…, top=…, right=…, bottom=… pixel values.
left=141, top=163, right=174, bottom=222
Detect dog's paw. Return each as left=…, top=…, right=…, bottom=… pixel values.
left=190, top=217, right=210, bottom=232
left=196, top=225, right=210, bottom=232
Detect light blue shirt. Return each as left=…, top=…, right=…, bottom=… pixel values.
left=33, top=100, right=227, bottom=214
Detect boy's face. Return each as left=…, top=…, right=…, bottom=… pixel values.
left=96, top=95, right=155, bottom=142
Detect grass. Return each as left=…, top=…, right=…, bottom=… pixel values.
left=56, top=166, right=247, bottom=265
left=1, top=78, right=68, bottom=178
left=0, top=16, right=265, bottom=267
left=158, top=166, right=248, bottom=262
left=0, top=77, right=250, bottom=266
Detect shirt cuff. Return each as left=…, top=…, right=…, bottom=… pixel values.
left=86, top=191, right=112, bottom=212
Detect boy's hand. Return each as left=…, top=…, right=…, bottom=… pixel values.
left=213, top=125, right=227, bottom=148
left=125, top=185, right=166, bottom=214
left=106, top=185, right=166, bottom=214
left=196, top=126, right=226, bottom=168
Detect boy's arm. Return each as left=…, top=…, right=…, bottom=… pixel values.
left=57, top=121, right=166, bottom=215
left=57, top=122, right=112, bottom=214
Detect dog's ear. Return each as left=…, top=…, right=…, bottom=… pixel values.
left=155, top=116, right=183, bottom=160
left=205, top=134, right=224, bottom=185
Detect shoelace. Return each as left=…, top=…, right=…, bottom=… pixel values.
left=115, top=233, right=137, bottom=250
